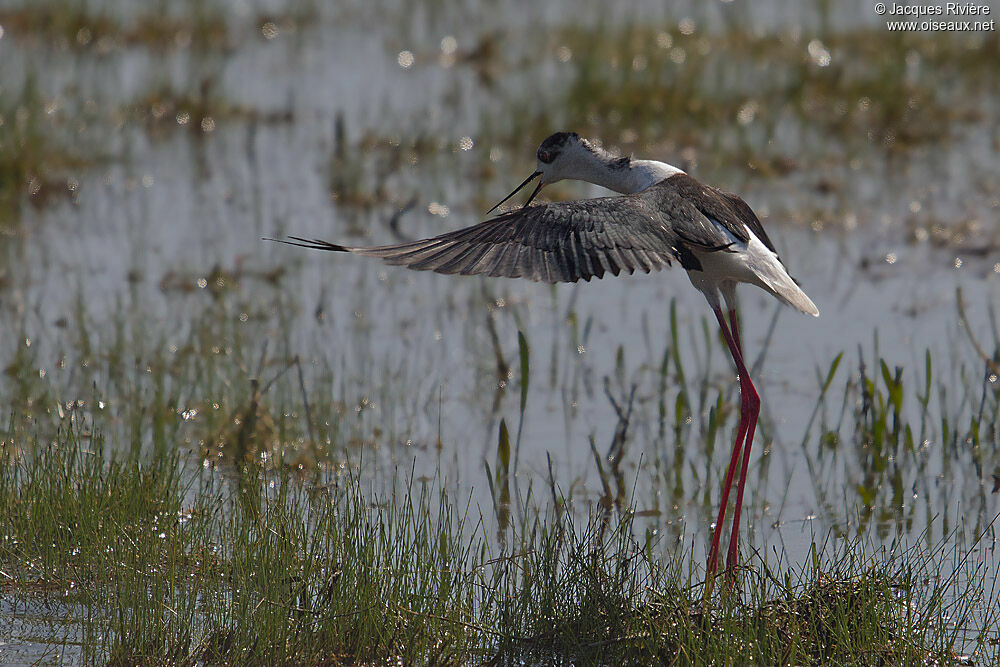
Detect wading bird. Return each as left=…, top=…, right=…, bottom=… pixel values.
left=269, top=132, right=818, bottom=579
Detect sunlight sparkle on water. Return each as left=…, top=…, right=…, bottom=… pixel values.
left=261, top=22, right=279, bottom=39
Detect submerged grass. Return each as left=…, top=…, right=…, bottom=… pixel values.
left=0, top=1, right=228, bottom=53
left=544, top=24, right=999, bottom=157
left=0, top=0, right=324, bottom=54
left=0, top=77, right=96, bottom=225
left=1, top=427, right=997, bottom=664
left=802, top=321, right=1000, bottom=541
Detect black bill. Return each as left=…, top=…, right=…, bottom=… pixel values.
left=486, top=170, right=544, bottom=215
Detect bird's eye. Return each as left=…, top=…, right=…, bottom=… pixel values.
left=537, top=150, right=553, bottom=164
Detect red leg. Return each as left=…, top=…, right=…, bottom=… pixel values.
left=724, top=309, right=760, bottom=572
left=705, top=308, right=752, bottom=579
left=728, top=310, right=742, bottom=356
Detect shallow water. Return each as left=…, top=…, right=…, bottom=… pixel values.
left=2, top=0, right=999, bottom=658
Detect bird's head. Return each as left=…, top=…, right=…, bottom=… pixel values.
left=487, top=131, right=596, bottom=214
left=534, top=131, right=591, bottom=184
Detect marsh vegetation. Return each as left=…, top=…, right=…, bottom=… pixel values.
left=1, top=0, right=999, bottom=663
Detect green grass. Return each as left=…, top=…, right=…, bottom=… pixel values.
left=1, top=288, right=998, bottom=663
left=0, top=228, right=997, bottom=661
left=1, top=426, right=996, bottom=664
left=800, top=321, right=1000, bottom=541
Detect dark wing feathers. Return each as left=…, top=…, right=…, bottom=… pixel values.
left=270, top=173, right=773, bottom=282
left=316, top=194, right=683, bottom=284
left=649, top=174, right=776, bottom=253
left=716, top=189, right=777, bottom=253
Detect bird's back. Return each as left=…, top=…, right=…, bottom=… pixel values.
left=639, top=176, right=818, bottom=316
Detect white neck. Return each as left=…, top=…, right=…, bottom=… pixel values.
left=624, top=160, right=685, bottom=193
left=580, top=155, right=684, bottom=195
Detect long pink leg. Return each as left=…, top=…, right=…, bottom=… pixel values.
left=705, top=307, right=753, bottom=579
left=724, top=308, right=760, bottom=571
left=728, top=310, right=743, bottom=358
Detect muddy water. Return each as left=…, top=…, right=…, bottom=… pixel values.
left=2, top=0, right=999, bottom=658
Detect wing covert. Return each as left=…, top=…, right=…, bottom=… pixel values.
left=644, top=175, right=776, bottom=253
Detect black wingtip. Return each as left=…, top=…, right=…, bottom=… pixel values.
left=263, top=236, right=351, bottom=252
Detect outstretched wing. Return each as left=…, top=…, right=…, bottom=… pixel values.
left=272, top=194, right=681, bottom=284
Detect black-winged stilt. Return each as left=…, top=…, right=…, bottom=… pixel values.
left=269, top=131, right=818, bottom=580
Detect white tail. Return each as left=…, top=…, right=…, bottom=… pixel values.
left=759, top=268, right=819, bottom=316
left=742, top=231, right=819, bottom=316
